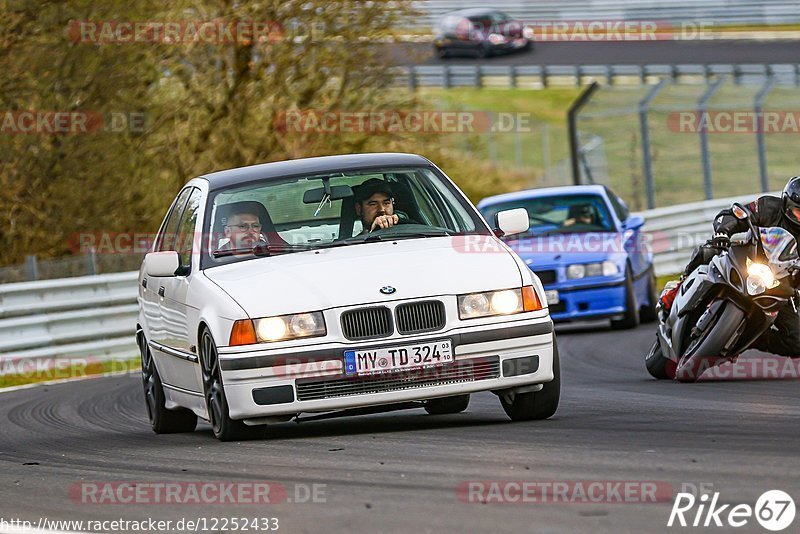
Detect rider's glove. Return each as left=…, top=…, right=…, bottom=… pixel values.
left=709, top=233, right=730, bottom=249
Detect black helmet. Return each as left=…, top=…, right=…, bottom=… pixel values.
left=782, top=176, right=800, bottom=231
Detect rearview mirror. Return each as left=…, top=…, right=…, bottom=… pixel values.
left=495, top=208, right=530, bottom=237
left=144, top=251, right=179, bottom=277
left=303, top=185, right=354, bottom=204
left=623, top=214, right=645, bottom=230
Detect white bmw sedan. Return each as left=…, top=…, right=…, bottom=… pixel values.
left=137, top=153, right=558, bottom=441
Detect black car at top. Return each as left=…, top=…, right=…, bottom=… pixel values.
left=433, top=8, right=532, bottom=59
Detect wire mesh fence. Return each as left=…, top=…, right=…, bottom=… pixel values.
left=0, top=252, right=143, bottom=284
left=574, top=78, right=800, bottom=210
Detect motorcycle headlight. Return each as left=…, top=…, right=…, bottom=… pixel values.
left=458, top=287, right=541, bottom=319
left=746, top=260, right=778, bottom=295
left=239, top=312, right=326, bottom=344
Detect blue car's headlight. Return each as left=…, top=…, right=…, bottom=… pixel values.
left=566, top=261, right=619, bottom=279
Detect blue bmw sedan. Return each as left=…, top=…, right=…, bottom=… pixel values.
left=478, top=185, right=656, bottom=329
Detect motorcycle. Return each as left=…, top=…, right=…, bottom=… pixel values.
left=645, top=202, right=800, bottom=382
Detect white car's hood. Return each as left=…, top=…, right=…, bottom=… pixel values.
left=203, top=236, right=522, bottom=317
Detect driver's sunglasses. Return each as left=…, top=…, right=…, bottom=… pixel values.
left=227, top=222, right=262, bottom=232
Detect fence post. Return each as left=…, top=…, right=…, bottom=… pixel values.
left=754, top=77, right=776, bottom=193
left=24, top=255, right=38, bottom=281
left=697, top=76, right=726, bottom=200
left=567, top=82, right=599, bottom=186
left=638, top=79, right=669, bottom=209
left=86, top=248, right=98, bottom=275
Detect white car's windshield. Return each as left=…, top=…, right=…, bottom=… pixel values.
left=203, top=166, right=488, bottom=267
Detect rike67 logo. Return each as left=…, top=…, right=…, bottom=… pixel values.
left=668, top=490, right=796, bottom=531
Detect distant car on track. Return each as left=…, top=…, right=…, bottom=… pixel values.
left=137, top=153, right=559, bottom=441
left=478, top=185, right=657, bottom=329
left=433, top=8, right=532, bottom=59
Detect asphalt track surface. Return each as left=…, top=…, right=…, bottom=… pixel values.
left=2, top=323, right=799, bottom=533
left=396, top=40, right=800, bottom=66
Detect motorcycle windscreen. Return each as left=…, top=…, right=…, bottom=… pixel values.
left=759, top=227, right=798, bottom=277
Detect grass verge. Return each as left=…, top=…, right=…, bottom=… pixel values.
left=0, top=356, right=140, bottom=389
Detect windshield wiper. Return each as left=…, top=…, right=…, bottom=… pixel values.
left=213, top=241, right=352, bottom=258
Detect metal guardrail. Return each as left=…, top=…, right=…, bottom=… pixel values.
left=0, top=192, right=775, bottom=374
left=412, top=0, right=800, bottom=26
left=401, top=64, right=800, bottom=90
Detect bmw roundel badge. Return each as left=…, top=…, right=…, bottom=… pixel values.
left=380, top=286, right=396, bottom=295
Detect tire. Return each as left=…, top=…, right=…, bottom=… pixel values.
left=675, top=301, right=744, bottom=383
left=139, top=333, right=197, bottom=434
left=611, top=266, right=640, bottom=330
left=436, top=46, right=449, bottom=59
left=639, top=270, right=658, bottom=323
left=500, top=337, right=560, bottom=421
left=200, top=330, right=265, bottom=441
left=645, top=338, right=674, bottom=380
left=424, top=394, right=470, bottom=415
left=475, top=44, right=490, bottom=59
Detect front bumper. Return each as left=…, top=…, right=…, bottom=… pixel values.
left=219, top=315, right=555, bottom=420
left=546, top=279, right=626, bottom=322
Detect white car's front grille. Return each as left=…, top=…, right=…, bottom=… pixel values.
left=340, top=306, right=394, bottom=340
left=395, top=300, right=446, bottom=335
left=294, top=356, right=500, bottom=401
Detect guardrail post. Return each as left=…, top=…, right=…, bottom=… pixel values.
left=542, top=66, right=549, bottom=88
left=509, top=65, right=518, bottom=88
left=24, top=255, right=38, bottom=281
left=476, top=65, right=483, bottom=89
left=407, top=66, right=417, bottom=91
left=568, top=82, right=599, bottom=186
left=697, top=76, right=726, bottom=200
left=754, top=77, right=776, bottom=193
left=443, top=65, right=451, bottom=89
left=639, top=79, right=669, bottom=209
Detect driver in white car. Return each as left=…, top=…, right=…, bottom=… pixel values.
left=354, top=178, right=399, bottom=234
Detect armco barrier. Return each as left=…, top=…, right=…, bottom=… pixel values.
left=0, top=192, right=773, bottom=374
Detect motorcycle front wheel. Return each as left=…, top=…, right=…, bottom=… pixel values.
left=645, top=337, right=675, bottom=380
left=676, top=300, right=744, bottom=383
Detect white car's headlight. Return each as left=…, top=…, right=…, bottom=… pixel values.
left=229, top=312, right=326, bottom=345
left=567, top=261, right=619, bottom=279
left=458, top=287, right=541, bottom=319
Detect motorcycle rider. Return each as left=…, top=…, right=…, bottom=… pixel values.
left=664, top=176, right=800, bottom=358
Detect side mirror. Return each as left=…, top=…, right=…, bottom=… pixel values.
left=495, top=208, right=530, bottom=237
left=144, top=251, right=180, bottom=277
left=623, top=214, right=645, bottom=230
left=731, top=203, right=749, bottom=220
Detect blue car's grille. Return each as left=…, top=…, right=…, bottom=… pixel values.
left=535, top=270, right=557, bottom=285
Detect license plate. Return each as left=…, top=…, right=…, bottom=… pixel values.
left=545, top=290, right=560, bottom=305
left=344, top=340, right=453, bottom=376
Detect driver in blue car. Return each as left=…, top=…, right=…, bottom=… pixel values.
left=664, top=176, right=800, bottom=358
left=355, top=178, right=399, bottom=234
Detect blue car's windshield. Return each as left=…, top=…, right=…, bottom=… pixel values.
left=481, top=194, right=615, bottom=236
